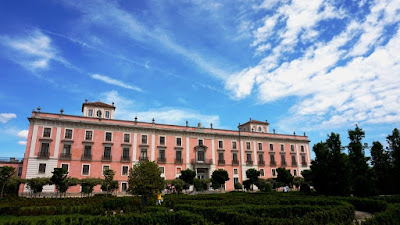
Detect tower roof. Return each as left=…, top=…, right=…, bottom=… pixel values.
left=81, top=101, right=115, bottom=112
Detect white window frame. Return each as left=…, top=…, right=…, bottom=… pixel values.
left=81, top=164, right=90, bottom=176
left=301, top=145, right=305, bottom=152
left=159, top=166, right=165, bottom=175
left=121, top=165, right=129, bottom=176
left=141, top=134, right=148, bottom=144
left=105, top=131, right=113, bottom=142
left=64, top=128, right=74, bottom=139
left=85, top=130, right=94, bottom=141
left=233, top=168, right=238, bottom=175
left=260, top=168, right=265, bottom=176
left=61, top=163, right=70, bottom=172
left=123, top=133, right=131, bottom=143
left=198, top=138, right=204, bottom=146
left=159, top=135, right=166, bottom=145
left=246, top=141, right=251, bottom=150
left=258, top=142, right=263, bottom=151
left=232, top=141, right=237, bottom=149
left=42, top=127, right=52, bottom=138
left=176, top=136, right=182, bottom=146
left=121, top=182, right=128, bottom=192
left=176, top=166, right=182, bottom=177
left=38, top=163, right=46, bottom=174
left=291, top=144, right=295, bottom=152
left=105, top=110, right=110, bottom=119
left=269, top=143, right=274, bottom=151
left=102, top=164, right=111, bottom=176
left=271, top=168, right=276, bottom=177
left=280, top=143, right=285, bottom=151
left=218, top=140, right=223, bottom=149
left=88, top=108, right=94, bottom=117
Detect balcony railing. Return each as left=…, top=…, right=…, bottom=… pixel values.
left=232, top=160, right=239, bottom=165
left=281, top=161, right=287, bottom=166
left=102, top=155, right=112, bottom=161
left=292, top=161, right=297, bottom=166
left=218, top=160, right=225, bottom=165
left=246, top=160, right=253, bottom=165
left=302, top=161, right=308, bottom=167
left=81, top=154, right=92, bottom=161
left=175, top=158, right=183, bottom=164
left=258, top=160, right=265, bottom=166
left=270, top=161, right=276, bottom=166
left=121, top=156, right=130, bottom=162
left=157, top=157, right=166, bottom=163
left=139, top=157, right=148, bottom=162
left=38, top=151, right=50, bottom=159
left=191, top=159, right=213, bottom=165
left=60, top=153, right=71, bottom=160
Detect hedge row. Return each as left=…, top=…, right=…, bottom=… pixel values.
left=362, top=204, right=400, bottom=225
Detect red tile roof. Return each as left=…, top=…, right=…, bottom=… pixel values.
left=240, top=119, right=270, bottom=126
left=82, top=101, right=115, bottom=112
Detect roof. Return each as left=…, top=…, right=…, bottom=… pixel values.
left=239, top=119, right=270, bottom=126
left=82, top=101, right=115, bottom=112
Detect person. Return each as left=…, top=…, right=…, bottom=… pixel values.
left=283, top=186, right=288, bottom=193
left=157, top=193, right=162, bottom=205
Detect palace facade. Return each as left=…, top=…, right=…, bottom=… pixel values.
left=20, top=101, right=311, bottom=194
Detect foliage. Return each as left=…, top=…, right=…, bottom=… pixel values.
left=211, top=169, right=229, bottom=190
left=386, top=128, right=400, bottom=194
left=255, top=179, right=272, bottom=192
left=25, top=177, right=51, bottom=197
left=179, top=169, right=196, bottom=190
left=193, top=178, right=208, bottom=192
left=276, top=168, right=293, bottom=186
left=80, top=178, right=102, bottom=197
left=293, top=177, right=303, bottom=189
left=0, top=166, right=16, bottom=198
left=50, top=168, right=79, bottom=197
left=101, top=169, right=118, bottom=194
left=128, top=161, right=164, bottom=199
left=370, top=141, right=392, bottom=195
left=171, top=178, right=184, bottom=194
left=245, top=168, right=260, bottom=190
left=234, top=182, right=242, bottom=190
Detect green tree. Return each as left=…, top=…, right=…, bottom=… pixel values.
left=211, top=169, right=229, bottom=190
left=234, top=182, right=243, bottom=190
left=276, top=168, right=293, bottom=186
left=171, top=178, right=184, bottom=193
left=348, top=125, right=373, bottom=196
left=255, top=179, right=272, bottom=192
left=0, top=166, right=15, bottom=198
left=179, top=169, right=196, bottom=191
left=387, top=128, right=400, bottom=194
left=101, top=169, right=118, bottom=195
left=193, top=178, right=208, bottom=192
left=370, top=141, right=392, bottom=194
left=128, top=161, right=164, bottom=203
left=25, top=177, right=51, bottom=197
left=51, top=168, right=71, bottom=197
left=245, top=168, right=260, bottom=191
left=80, top=178, right=102, bottom=197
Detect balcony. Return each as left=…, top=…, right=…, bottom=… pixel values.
left=121, top=156, right=131, bottom=162
left=292, top=161, right=297, bottom=166
left=302, top=161, right=308, bottom=167
left=175, top=158, right=183, bottom=164
left=102, top=155, right=112, bottom=161
left=191, top=159, right=212, bottom=165
left=258, top=160, right=265, bottom=166
left=270, top=161, right=276, bottom=166
left=81, top=154, right=92, bottom=161
left=232, top=160, right=239, bottom=165
left=38, top=151, right=50, bottom=159
left=60, top=153, right=71, bottom=160
left=157, top=157, right=166, bottom=163
left=139, top=157, right=149, bottom=162
left=281, top=161, right=287, bottom=166
left=246, top=160, right=253, bottom=165
left=218, top=160, right=225, bottom=165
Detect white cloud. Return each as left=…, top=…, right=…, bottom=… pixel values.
left=18, top=141, right=27, bottom=146
left=101, top=90, right=220, bottom=127
left=0, top=113, right=17, bottom=123
left=91, top=74, right=142, bottom=92
left=17, top=130, right=29, bottom=139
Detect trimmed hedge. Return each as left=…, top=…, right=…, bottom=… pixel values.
left=362, top=204, right=400, bottom=225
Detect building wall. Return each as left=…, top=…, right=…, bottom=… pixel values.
left=21, top=111, right=310, bottom=194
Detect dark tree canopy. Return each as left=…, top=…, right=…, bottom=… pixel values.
left=386, top=128, right=400, bottom=194
left=51, top=168, right=73, bottom=197
left=179, top=169, right=196, bottom=190
left=370, top=141, right=392, bottom=194
left=0, top=166, right=15, bottom=198
left=211, top=169, right=229, bottom=190
left=245, top=168, right=260, bottom=190
left=101, top=169, right=118, bottom=194
left=81, top=178, right=102, bottom=197
left=26, top=177, right=51, bottom=197
left=128, top=161, right=164, bottom=198
left=276, top=168, right=293, bottom=186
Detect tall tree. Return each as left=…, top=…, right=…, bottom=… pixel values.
left=370, top=141, right=392, bottom=194
left=211, top=169, right=229, bottom=190
left=51, top=168, right=71, bottom=197
left=81, top=178, right=102, bottom=197
left=348, top=125, right=372, bottom=197
left=310, top=142, right=330, bottom=195
left=276, top=168, right=293, bottom=186
left=0, top=166, right=15, bottom=198
left=101, top=169, right=118, bottom=195
left=386, top=128, right=400, bottom=194
left=245, top=168, right=260, bottom=191
left=179, top=169, right=196, bottom=191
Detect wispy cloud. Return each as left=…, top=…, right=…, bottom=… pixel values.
left=91, top=74, right=142, bottom=92
left=17, top=130, right=28, bottom=139
left=0, top=113, right=17, bottom=123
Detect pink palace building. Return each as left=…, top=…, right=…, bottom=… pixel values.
left=20, top=101, right=311, bottom=194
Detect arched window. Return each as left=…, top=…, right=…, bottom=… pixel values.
left=258, top=127, right=262, bottom=132
left=96, top=110, right=102, bottom=118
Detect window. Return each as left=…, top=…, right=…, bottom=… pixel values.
left=63, top=144, right=71, bottom=154
left=142, top=135, right=148, bottom=144
left=121, top=182, right=128, bottom=192
left=258, top=143, right=262, bottom=150
left=234, top=168, right=238, bottom=174
left=103, top=147, right=111, bottom=157
left=176, top=167, right=182, bottom=174
left=232, top=141, right=237, bottom=149
left=40, top=143, right=49, bottom=154
left=61, top=164, right=69, bottom=172
left=105, top=132, right=112, bottom=142
left=88, top=109, right=93, bottom=117
left=281, top=154, right=286, bottom=165
left=176, top=150, right=182, bottom=162
left=85, top=131, right=93, bottom=140
left=43, top=128, right=51, bottom=137
left=233, top=153, right=238, bottom=162
left=302, top=155, right=306, bottom=164
left=124, top=134, right=130, bottom=143
left=218, top=140, right=223, bottom=149
left=198, top=139, right=204, bottom=146
left=272, top=169, right=276, bottom=176
left=270, top=155, right=275, bottom=163
left=258, top=127, right=262, bottom=132
left=140, top=149, right=147, bottom=159
left=246, top=142, right=251, bottom=150
left=258, top=153, right=264, bottom=162
left=260, top=169, right=265, bottom=176
left=82, top=165, right=90, bottom=175
left=122, top=148, right=130, bottom=160
left=103, top=165, right=110, bottom=175
left=96, top=110, right=102, bottom=118
left=65, top=129, right=73, bottom=139
left=197, top=151, right=205, bottom=161
left=122, top=166, right=129, bottom=176
left=176, top=137, right=182, bottom=146
left=293, top=169, right=297, bottom=176
left=160, top=136, right=165, bottom=145
left=84, top=145, right=92, bottom=156
left=270, top=144, right=274, bottom=151
left=218, top=152, right=224, bottom=161
left=105, top=111, right=110, bottom=119
left=280, top=144, right=284, bottom=151
left=246, top=153, right=251, bottom=162
left=301, top=146, right=305, bottom=152
left=159, top=149, right=166, bottom=159
left=38, top=163, right=46, bottom=173
left=159, top=167, right=165, bottom=174
left=17, top=167, right=23, bottom=176
left=291, top=145, right=294, bottom=151
left=234, top=177, right=239, bottom=184
left=291, top=155, right=296, bottom=164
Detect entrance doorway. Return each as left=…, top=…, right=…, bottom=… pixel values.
left=197, top=168, right=208, bottom=179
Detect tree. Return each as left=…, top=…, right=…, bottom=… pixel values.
left=387, top=128, right=400, bottom=194
left=0, top=166, right=15, bottom=198
left=255, top=179, right=272, bottom=192
left=179, top=169, right=196, bottom=191
left=51, top=168, right=72, bottom=197
left=81, top=178, right=102, bottom=197
left=25, top=177, right=51, bottom=197
left=276, top=168, right=293, bottom=186
left=234, top=182, right=242, bottom=190
left=193, top=178, right=208, bottom=192
left=101, top=169, right=118, bottom=195
left=128, top=161, right=164, bottom=203
left=211, top=169, right=229, bottom=191
left=370, top=141, right=392, bottom=194
left=171, top=178, right=184, bottom=193
left=245, top=168, right=260, bottom=191
left=348, top=125, right=373, bottom=197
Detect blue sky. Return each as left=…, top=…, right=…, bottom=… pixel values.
left=1, top=0, right=400, bottom=158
